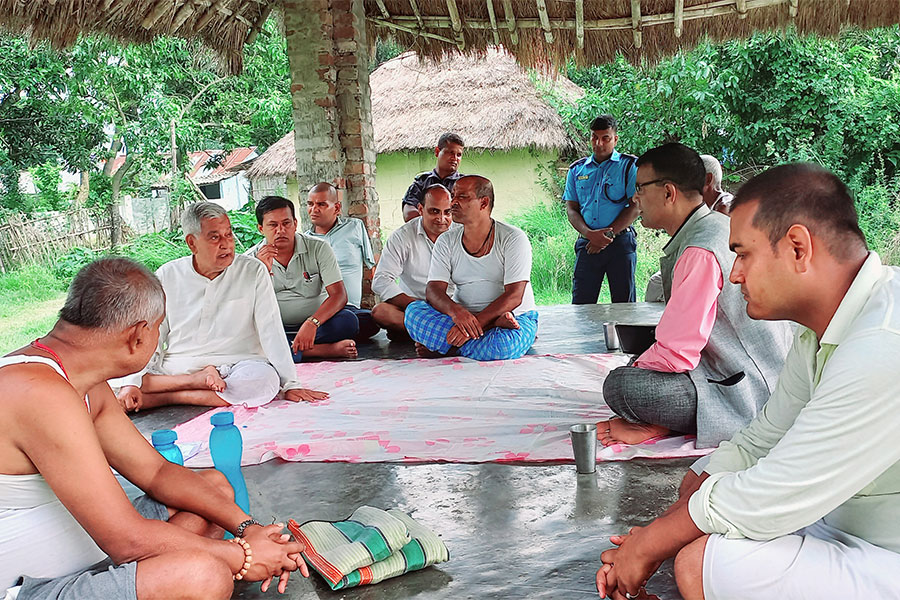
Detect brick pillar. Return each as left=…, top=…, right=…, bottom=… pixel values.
left=283, top=0, right=381, bottom=306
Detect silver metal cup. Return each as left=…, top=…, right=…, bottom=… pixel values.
left=570, top=423, right=597, bottom=474
left=603, top=321, right=619, bottom=351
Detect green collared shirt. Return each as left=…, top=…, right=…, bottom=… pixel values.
left=689, top=253, right=900, bottom=552
left=249, top=233, right=343, bottom=328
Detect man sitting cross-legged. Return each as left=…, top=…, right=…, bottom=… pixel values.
left=595, top=163, right=900, bottom=600
left=0, top=258, right=307, bottom=600
left=249, top=195, right=358, bottom=362
left=116, top=202, right=327, bottom=412
left=405, top=175, right=539, bottom=360
left=645, top=153, right=736, bottom=303
left=305, top=182, right=380, bottom=340
left=598, top=144, right=791, bottom=448
left=372, top=184, right=454, bottom=340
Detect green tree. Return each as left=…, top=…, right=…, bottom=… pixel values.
left=0, top=36, right=104, bottom=211
left=1, top=19, right=294, bottom=224
left=30, top=162, right=69, bottom=211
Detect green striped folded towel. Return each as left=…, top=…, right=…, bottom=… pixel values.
left=287, top=506, right=449, bottom=590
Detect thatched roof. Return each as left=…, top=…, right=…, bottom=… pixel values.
left=5, top=1, right=897, bottom=78
left=0, top=0, right=272, bottom=74
left=245, top=48, right=583, bottom=178
left=373, top=48, right=582, bottom=152
left=367, top=0, right=900, bottom=68
left=244, top=132, right=298, bottom=178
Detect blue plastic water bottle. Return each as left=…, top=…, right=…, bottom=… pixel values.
left=151, top=429, right=184, bottom=465
left=208, top=412, right=250, bottom=516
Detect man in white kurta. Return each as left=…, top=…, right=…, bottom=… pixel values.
left=371, top=184, right=454, bottom=338
left=116, top=202, right=327, bottom=411
left=594, top=164, right=900, bottom=600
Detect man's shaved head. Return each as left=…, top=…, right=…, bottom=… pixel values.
left=308, top=182, right=338, bottom=202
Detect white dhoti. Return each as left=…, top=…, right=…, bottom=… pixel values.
left=703, top=520, right=900, bottom=599
left=214, top=360, right=280, bottom=408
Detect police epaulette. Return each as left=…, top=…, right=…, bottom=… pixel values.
left=568, top=157, right=589, bottom=170
left=414, top=171, right=433, bottom=180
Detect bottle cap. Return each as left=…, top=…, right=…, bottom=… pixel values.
left=210, top=411, right=235, bottom=426
left=151, top=429, right=178, bottom=446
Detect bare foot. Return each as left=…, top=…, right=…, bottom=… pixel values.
left=415, top=342, right=440, bottom=358
left=305, top=339, right=358, bottom=359
left=200, top=365, right=226, bottom=392
left=597, top=417, right=670, bottom=446
left=491, top=311, right=520, bottom=330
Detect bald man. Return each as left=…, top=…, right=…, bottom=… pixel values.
left=305, top=182, right=380, bottom=340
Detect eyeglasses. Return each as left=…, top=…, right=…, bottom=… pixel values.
left=634, top=178, right=671, bottom=194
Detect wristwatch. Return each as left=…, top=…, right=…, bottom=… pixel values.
left=307, top=317, right=321, bottom=328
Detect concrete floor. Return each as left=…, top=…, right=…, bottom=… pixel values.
left=132, top=303, right=690, bottom=600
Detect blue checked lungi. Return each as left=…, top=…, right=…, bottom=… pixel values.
left=404, top=300, right=538, bottom=361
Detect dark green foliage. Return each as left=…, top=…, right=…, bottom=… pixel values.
left=1, top=19, right=294, bottom=213
left=561, top=26, right=900, bottom=262
left=30, top=163, right=70, bottom=211
left=120, top=231, right=189, bottom=272
left=52, top=246, right=102, bottom=280
left=227, top=206, right=263, bottom=252
left=373, top=38, right=405, bottom=71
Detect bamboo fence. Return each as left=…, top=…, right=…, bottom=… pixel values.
left=0, top=208, right=114, bottom=273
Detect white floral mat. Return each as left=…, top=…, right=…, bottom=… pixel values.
left=174, top=353, right=711, bottom=467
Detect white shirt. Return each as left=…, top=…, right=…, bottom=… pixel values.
left=429, top=220, right=536, bottom=315
left=124, top=255, right=302, bottom=392
left=689, top=253, right=900, bottom=552
left=373, top=217, right=455, bottom=301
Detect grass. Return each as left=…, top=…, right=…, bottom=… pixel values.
left=0, top=264, right=67, bottom=353
left=507, top=200, right=667, bottom=305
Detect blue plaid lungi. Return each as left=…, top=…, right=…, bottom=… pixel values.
left=404, top=300, right=538, bottom=361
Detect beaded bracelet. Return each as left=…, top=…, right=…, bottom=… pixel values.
left=229, top=536, right=253, bottom=580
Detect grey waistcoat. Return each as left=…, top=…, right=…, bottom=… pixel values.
left=659, top=204, right=792, bottom=448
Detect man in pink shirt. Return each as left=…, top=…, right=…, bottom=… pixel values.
left=598, top=143, right=791, bottom=447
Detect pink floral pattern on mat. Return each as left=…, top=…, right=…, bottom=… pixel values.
left=173, top=353, right=711, bottom=467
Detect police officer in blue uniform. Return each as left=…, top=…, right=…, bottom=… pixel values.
left=564, top=114, right=639, bottom=304
left=401, top=132, right=465, bottom=222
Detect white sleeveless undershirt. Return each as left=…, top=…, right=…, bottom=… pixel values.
left=0, top=355, right=107, bottom=592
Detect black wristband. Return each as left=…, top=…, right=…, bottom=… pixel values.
left=235, top=518, right=261, bottom=537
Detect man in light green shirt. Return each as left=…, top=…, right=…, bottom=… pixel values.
left=250, top=195, right=359, bottom=362
left=305, top=182, right=380, bottom=340
left=595, top=163, right=900, bottom=599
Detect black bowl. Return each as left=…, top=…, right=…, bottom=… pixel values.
left=615, top=324, right=656, bottom=355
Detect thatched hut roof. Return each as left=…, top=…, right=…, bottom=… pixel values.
left=373, top=49, right=582, bottom=152
left=245, top=48, right=583, bottom=178
left=4, top=1, right=897, bottom=77
left=366, top=0, right=900, bottom=69
left=244, top=131, right=298, bottom=179
left=0, top=0, right=273, bottom=74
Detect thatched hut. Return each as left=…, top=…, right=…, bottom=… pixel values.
left=246, top=48, right=583, bottom=233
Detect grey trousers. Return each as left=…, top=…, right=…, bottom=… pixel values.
left=602, top=365, right=698, bottom=434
